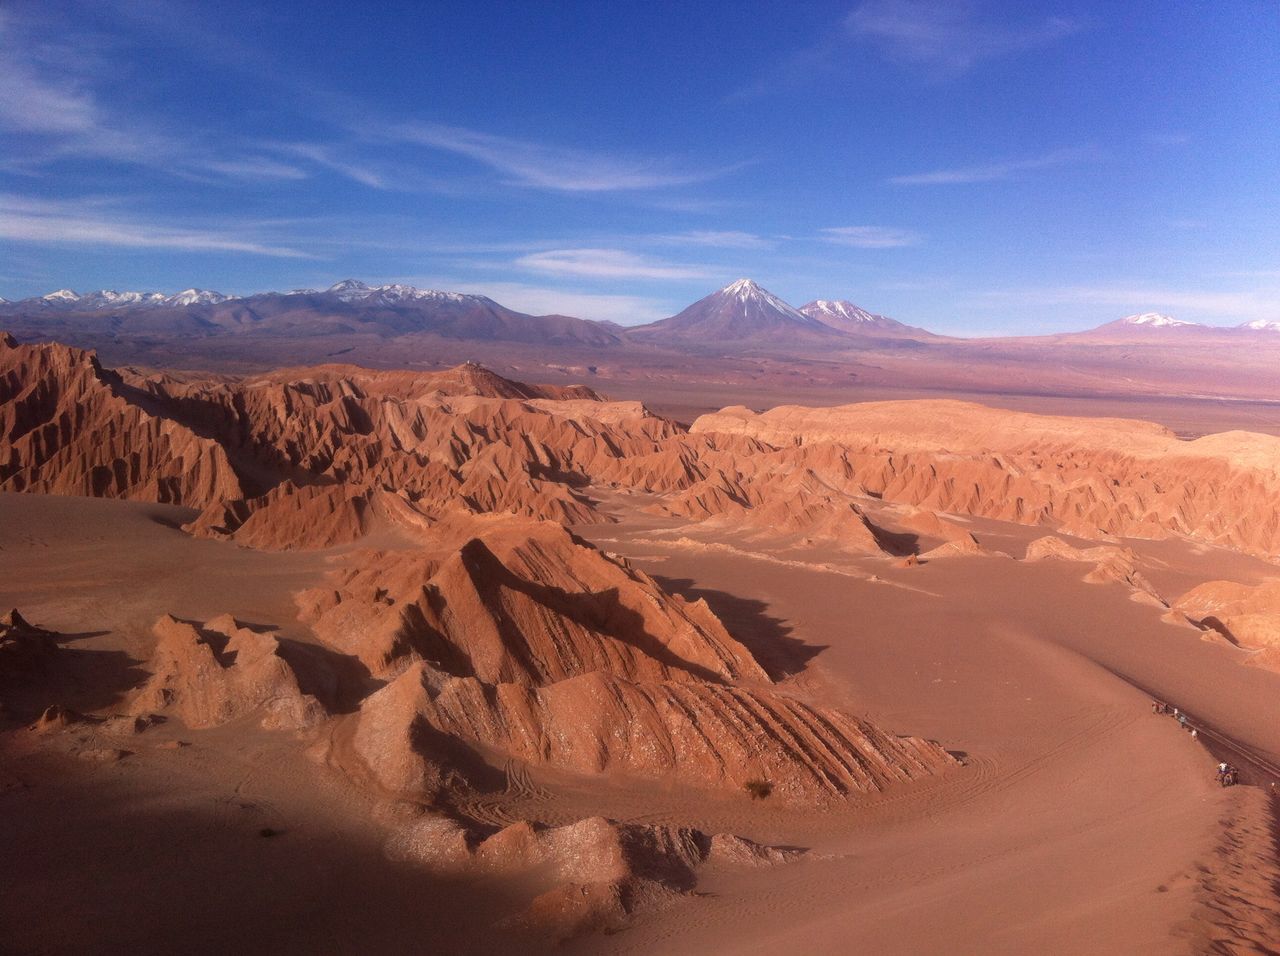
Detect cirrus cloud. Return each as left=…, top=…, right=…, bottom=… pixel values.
left=393, top=122, right=736, bottom=193
left=515, top=248, right=716, bottom=281
left=847, top=0, right=1085, bottom=74
left=0, top=193, right=313, bottom=258
left=821, top=225, right=921, bottom=247
left=888, top=147, right=1096, bottom=185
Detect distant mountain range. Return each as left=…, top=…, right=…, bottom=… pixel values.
left=799, top=298, right=939, bottom=339
left=0, top=279, right=621, bottom=347
left=623, top=279, right=940, bottom=346
left=1, top=279, right=1276, bottom=352
left=1069, top=311, right=1280, bottom=341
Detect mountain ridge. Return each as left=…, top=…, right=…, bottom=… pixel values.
left=626, top=278, right=847, bottom=346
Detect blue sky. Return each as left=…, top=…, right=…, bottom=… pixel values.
left=1, top=0, right=1277, bottom=334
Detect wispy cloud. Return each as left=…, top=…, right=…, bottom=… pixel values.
left=515, top=248, right=716, bottom=281
left=199, top=157, right=309, bottom=181
left=651, top=230, right=773, bottom=249
left=847, top=0, right=1084, bottom=74
left=888, top=147, right=1094, bottom=185
left=271, top=143, right=388, bottom=189
left=734, top=0, right=1084, bottom=98
left=821, top=225, right=921, bottom=247
left=0, top=8, right=395, bottom=190
left=0, top=194, right=312, bottom=258
left=0, top=53, right=96, bottom=134
left=394, top=122, right=733, bottom=193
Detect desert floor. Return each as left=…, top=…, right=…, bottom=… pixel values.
left=3, top=475, right=1279, bottom=954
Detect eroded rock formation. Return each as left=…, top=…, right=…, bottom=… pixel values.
left=129, top=615, right=325, bottom=729
left=297, top=515, right=765, bottom=683
left=689, top=401, right=1280, bottom=558
left=1175, top=579, right=1280, bottom=667
left=318, top=516, right=954, bottom=804
left=384, top=812, right=800, bottom=941
left=0, top=334, right=240, bottom=504
left=1025, top=536, right=1166, bottom=606
left=9, top=335, right=1280, bottom=561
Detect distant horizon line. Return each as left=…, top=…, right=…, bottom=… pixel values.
left=2, top=277, right=1276, bottom=338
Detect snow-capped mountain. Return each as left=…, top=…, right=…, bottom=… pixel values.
left=166, top=289, right=229, bottom=307
left=801, top=299, right=881, bottom=326
left=1240, top=319, right=1280, bottom=332
left=325, top=279, right=475, bottom=307
left=1120, top=312, right=1198, bottom=328
left=15, top=288, right=227, bottom=310
left=40, top=289, right=82, bottom=304
left=1077, top=311, right=1223, bottom=340
left=798, top=299, right=931, bottom=338
left=0, top=280, right=623, bottom=347
left=628, top=278, right=839, bottom=344
left=718, top=278, right=810, bottom=321
left=78, top=291, right=168, bottom=309
left=5, top=281, right=487, bottom=312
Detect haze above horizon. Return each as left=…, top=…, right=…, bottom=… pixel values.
left=1, top=0, right=1277, bottom=334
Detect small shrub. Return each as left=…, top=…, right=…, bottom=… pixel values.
left=744, top=779, right=773, bottom=800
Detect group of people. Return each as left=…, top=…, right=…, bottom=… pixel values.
left=1152, top=700, right=1241, bottom=786
left=1152, top=699, right=1196, bottom=734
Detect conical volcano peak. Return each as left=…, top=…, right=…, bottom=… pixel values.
left=722, top=278, right=762, bottom=297
left=626, top=278, right=836, bottom=344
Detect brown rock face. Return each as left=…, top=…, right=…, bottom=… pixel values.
left=296, top=514, right=952, bottom=803
left=1, top=336, right=683, bottom=549
left=184, top=482, right=379, bottom=551
left=1025, top=536, right=1165, bottom=605
left=1175, top=580, right=1280, bottom=663
left=133, top=363, right=679, bottom=547
left=0, top=336, right=241, bottom=505
left=688, top=401, right=1280, bottom=558
left=10, top=336, right=1280, bottom=561
left=129, top=615, right=325, bottom=730
left=385, top=811, right=801, bottom=941
left=298, top=516, right=765, bottom=684
left=348, top=659, right=951, bottom=802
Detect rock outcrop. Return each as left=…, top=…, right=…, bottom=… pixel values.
left=0, top=335, right=241, bottom=504
left=689, top=401, right=1280, bottom=559
left=1025, top=536, right=1165, bottom=606
left=0, top=609, right=59, bottom=682
left=348, top=663, right=950, bottom=802
left=129, top=615, right=325, bottom=729
left=297, top=516, right=766, bottom=683
left=1175, top=579, right=1280, bottom=666
left=300, top=515, right=953, bottom=804
left=385, top=812, right=801, bottom=941
left=10, top=335, right=1280, bottom=560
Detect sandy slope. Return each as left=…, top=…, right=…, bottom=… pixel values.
left=576, top=513, right=1280, bottom=954
left=3, top=491, right=1279, bottom=953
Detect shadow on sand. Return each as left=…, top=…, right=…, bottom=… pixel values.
left=654, top=576, right=825, bottom=680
